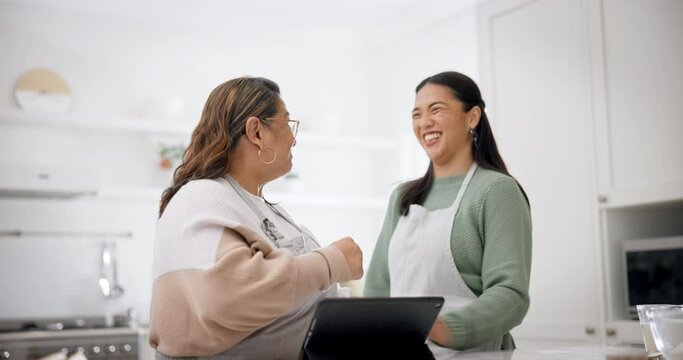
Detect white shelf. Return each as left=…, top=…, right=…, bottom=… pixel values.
left=0, top=186, right=161, bottom=201
left=0, top=188, right=97, bottom=199
left=0, top=110, right=398, bottom=150
left=0, top=109, right=194, bottom=137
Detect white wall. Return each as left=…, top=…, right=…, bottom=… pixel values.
left=0, top=2, right=369, bottom=132
left=0, top=198, right=158, bottom=321
left=365, top=7, right=480, bottom=180
left=0, top=1, right=373, bottom=323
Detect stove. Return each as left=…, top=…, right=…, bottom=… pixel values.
left=0, top=317, right=140, bottom=360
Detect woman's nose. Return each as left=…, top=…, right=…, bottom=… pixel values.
left=417, top=115, right=434, bottom=129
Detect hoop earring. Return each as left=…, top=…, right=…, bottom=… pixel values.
left=258, top=146, right=277, bottom=165
left=468, top=127, right=479, bottom=148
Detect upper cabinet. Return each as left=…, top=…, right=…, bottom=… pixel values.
left=592, top=0, right=683, bottom=208
left=587, top=0, right=683, bottom=345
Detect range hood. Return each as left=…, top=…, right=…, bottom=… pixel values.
left=0, top=164, right=100, bottom=198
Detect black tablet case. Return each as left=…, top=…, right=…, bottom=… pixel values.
left=301, top=297, right=444, bottom=360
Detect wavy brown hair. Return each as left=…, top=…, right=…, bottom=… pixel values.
left=159, top=76, right=281, bottom=216
left=399, top=71, right=529, bottom=215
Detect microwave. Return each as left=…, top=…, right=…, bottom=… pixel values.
left=623, top=235, right=683, bottom=318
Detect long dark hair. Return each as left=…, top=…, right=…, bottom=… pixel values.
left=159, top=76, right=281, bottom=216
left=399, top=71, right=528, bottom=215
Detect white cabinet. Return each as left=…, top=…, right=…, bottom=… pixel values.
left=588, top=0, right=683, bottom=346
left=479, top=0, right=603, bottom=345
left=593, top=0, right=683, bottom=208
left=479, top=0, right=683, bottom=347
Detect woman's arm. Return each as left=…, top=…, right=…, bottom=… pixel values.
left=150, top=227, right=352, bottom=357
left=442, top=177, right=532, bottom=350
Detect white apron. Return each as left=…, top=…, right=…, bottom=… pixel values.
left=388, top=163, right=502, bottom=358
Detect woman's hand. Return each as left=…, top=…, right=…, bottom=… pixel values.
left=428, top=318, right=452, bottom=347
left=331, top=237, right=364, bottom=280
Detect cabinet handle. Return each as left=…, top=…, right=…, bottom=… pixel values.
left=606, top=328, right=617, bottom=337
left=585, top=327, right=595, bottom=335
left=597, top=194, right=608, bottom=203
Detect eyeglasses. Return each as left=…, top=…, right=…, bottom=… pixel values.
left=263, top=117, right=300, bottom=138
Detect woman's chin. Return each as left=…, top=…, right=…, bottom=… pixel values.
left=280, top=163, right=293, bottom=177
left=424, top=148, right=442, bottom=162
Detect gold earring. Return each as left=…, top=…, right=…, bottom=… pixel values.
left=258, top=146, right=277, bottom=165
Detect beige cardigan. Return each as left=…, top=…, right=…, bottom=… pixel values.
left=149, top=178, right=352, bottom=357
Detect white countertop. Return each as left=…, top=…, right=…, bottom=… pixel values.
left=441, top=346, right=650, bottom=360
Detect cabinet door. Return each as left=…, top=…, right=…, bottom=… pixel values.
left=479, top=0, right=603, bottom=345
left=593, top=0, right=683, bottom=207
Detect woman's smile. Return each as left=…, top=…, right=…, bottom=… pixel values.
left=423, top=131, right=443, bottom=147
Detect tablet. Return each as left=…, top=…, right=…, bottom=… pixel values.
left=301, top=297, right=444, bottom=360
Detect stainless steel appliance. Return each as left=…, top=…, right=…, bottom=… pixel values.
left=623, top=235, right=683, bottom=318
left=0, top=317, right=139, bottom=360
left=0, top=226, right=142, bottom=359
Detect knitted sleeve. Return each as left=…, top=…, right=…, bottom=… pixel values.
left=150, top=228, right=351, bottom=357
left=443, top=177, right=532, bottom=350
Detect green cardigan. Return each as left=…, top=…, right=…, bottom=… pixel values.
left=364, top=167, right=532, bottom=350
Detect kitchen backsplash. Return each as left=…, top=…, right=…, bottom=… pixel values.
left=0, top=197, right=157, bottom=324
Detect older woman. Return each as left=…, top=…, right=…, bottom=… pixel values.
left=150, top=76, right=363, bottom=359
left=365, top=71, right=532, bottom=358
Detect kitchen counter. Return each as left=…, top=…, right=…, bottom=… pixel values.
left=439, top=346, right=651, bottom=360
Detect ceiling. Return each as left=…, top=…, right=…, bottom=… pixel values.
left=2, top=0, right=482, bottom=38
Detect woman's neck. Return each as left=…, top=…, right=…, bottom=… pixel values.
left=227, top=146, right=268, bottom=196
left=432, top=153, right=474, bottom=177
left=227, top=170, right=262, bottom=196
